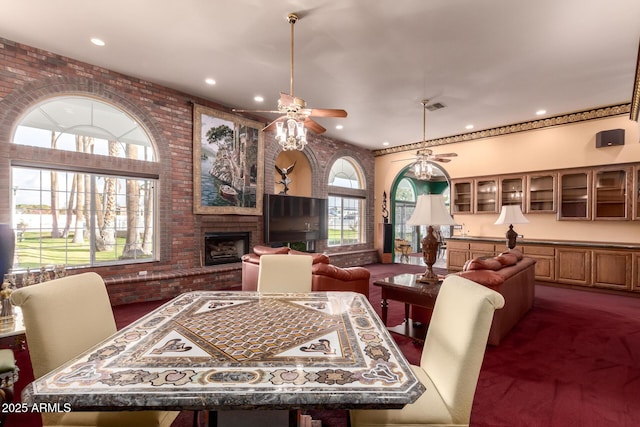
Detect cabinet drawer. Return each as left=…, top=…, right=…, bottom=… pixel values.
left=447, top=241, right=470, bottom=250
left=522, top=245, right=555, bottom=256
left=469, top=243, right=495, bottom=252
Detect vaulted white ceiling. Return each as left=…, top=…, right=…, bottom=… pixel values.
left=1, top=0, right=639, bottom=151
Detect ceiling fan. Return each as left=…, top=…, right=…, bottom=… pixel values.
left=394, top=99, right=457, bottom=179
left=232, top=13, right=347, bottom=149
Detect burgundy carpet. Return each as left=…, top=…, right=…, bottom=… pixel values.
left=5, top=263, right=640, bottom=426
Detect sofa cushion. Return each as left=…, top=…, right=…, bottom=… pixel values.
left=289, top=250, right=330, bottom=264
left=505, top=248, right=523, bottom=260
left=253, top=245, right=289, bottom=256
left=464, top=257, right=503, bottom=271
left=496, top=253, right=518, bottom=266
left=455, top=270, right=505, bottom=288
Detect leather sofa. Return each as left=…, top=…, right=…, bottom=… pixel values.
left=241, top=246, right=371, bottom=298
left=454, top=248, right=536, bottom=345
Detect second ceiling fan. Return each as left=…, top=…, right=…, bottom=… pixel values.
left=394, top=99, right=457, bottom=179
left=233, top=13, right=347, bottom=150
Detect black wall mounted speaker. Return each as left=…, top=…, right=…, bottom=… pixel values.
left=595, top=129, right=625, bottom=148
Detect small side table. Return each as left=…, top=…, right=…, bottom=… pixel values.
left=0, top=349, right=19, bottom=427
left=373, top=273, right=442, bottom=342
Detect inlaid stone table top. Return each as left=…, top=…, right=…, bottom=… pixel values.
left=22, top=291, right=425, bottom=411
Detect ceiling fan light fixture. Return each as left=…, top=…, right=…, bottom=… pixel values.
left=275, top=118, right=307, bottom=151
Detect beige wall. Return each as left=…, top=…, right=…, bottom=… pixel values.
left=375, top=115, right=640, bottom=245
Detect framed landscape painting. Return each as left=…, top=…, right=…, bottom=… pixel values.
left=193, top=104, right=264, bottom=215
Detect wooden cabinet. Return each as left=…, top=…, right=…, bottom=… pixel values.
left=558, top=170, right=591, bottom=220
left=527, top=173, right=556, bottom=213
left=452, top=180, right=473, bottom=214
left=446, top=240, right=470, bottom=271
left=500, top=176, right=525, bottom=209
left=591, top=249, right=632, bottom=290
left=633, top=253, right=640, bottom=292
left=521, top=245, right=555, bottom=281
left=593, top=167, right=630, bottom=220
left=446, top=238, right=640, bottom=294
left=475, top=179, right=498, bottom=213
left=633, top=166, right=640, bottom=220
left=470, top=242, right=498, bottom=259
left=556, top=247, right=590, bottom=286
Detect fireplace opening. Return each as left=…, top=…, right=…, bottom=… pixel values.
left=204, top=232, right=250, bottom=266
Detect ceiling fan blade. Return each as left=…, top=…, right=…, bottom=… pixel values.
left=232, top=108, right=280, bottom=114
left=434, top=153, right=458, bottom=157
left=262, top=116, right=285, bottom=132
left=304, top=117, right=326, bottom=134
left=305, top=108, right=348, bottom=118
left=432, top=157, right=452, bottom=163
left=391, top=158, right=417, bottom=163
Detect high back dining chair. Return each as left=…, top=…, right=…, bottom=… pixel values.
left=11, top=272, right=178, bottom=427
left=350, top=275, right=505, bottom=427
left=257, top=254, right=313, bottom=292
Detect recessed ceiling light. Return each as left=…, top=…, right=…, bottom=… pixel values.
left=254, top=95, right=264, bottom=103
left=205, top=78, right=216, bottom=85
left=536, top=109, right=547, bottom=115
left=465, top=124, right=474, bottom=130
left=382, top=141, right=389, bottom=146
left=90, top=38, right=105, bottom=47
left=335, top=125, right=343, bottom=130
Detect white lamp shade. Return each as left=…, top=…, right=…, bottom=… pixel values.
left=494, top=204, right=529, bottom=225
left=407, top=194, right=456, bottom=226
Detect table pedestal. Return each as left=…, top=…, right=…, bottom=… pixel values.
left=211, top=410, right=296, bottom=427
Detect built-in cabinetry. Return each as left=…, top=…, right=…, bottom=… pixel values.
left=453, top=163, right=639, bottom=221
left=446, top=237, right=640, bottom=294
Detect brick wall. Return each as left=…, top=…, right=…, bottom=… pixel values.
left=0, top=38, right=376, bottom=305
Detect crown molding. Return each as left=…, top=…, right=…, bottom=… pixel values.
left=630, top=39, right=640, bottom=122
left=373, top=103, right=631, bottom=157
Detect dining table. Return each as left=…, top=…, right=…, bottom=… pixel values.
left=21, top=291, right=425, bottom=426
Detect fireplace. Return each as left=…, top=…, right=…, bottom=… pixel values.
left=204, top=232, right=250, bottom=266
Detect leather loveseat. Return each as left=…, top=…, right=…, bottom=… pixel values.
left=241, top=246, right=371, bottom=298
left=453, top=248, right=536, bottom=345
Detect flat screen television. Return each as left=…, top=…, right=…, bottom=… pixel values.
left=264, top=194, right=328, bottom=244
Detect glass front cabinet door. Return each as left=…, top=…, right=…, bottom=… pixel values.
left=593, top=166, right=630, bottom=220
left=500, top=176, right=525, bottom=209
left=452, top=180, right=473, bottom=214
left=475, top=179, right=498, bottom=213
left=635, top=166, right=640, bottom=220
left=527, top=173, right=556, bottom=213
left=558, top=170, right=591, bottom=220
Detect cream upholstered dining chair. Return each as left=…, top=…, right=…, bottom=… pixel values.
left=257, top=254, right=313, bottom=292
left=10, top=272, right=179, bottom=427
left=350, top=275, right=505, bottom=427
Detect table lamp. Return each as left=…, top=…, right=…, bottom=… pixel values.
left=407, top=194, right=456, bottom=283
left=494, top=204, right=529, bottom=249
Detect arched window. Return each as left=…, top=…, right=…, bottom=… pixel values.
left=394, top=178, right=417, bottom=243
left=11, top=96, right=158, bottom=269
left=327, top=157, right=366, bottom=246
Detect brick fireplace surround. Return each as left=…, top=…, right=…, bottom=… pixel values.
left=0, top=38, right=378, bottom=305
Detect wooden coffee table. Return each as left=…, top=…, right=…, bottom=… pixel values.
left=374, top=273, right=442, bottom=342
